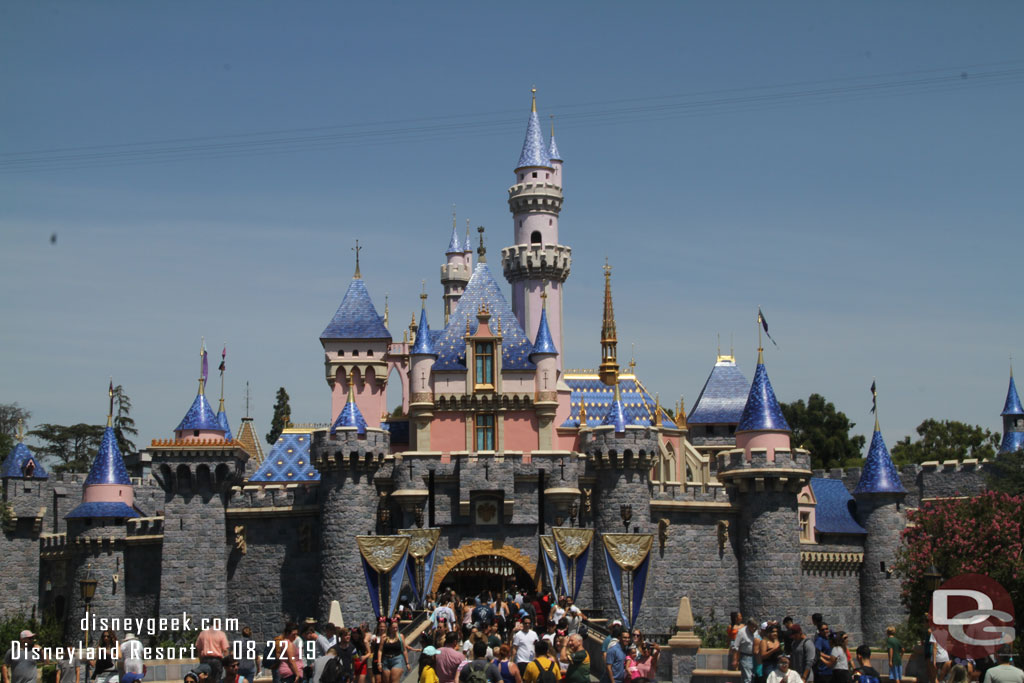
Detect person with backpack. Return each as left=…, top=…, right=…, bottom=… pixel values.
left=788, top=625, right=816, bottom=683
left=852, top=645, right=881, bottom=683
left=521, top=640, right=559, bottom=683
left=454, top=641, right=496, bottom=683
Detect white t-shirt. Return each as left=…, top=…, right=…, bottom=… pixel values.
left=512, top=630, right=539, bottom=663
left=831, top=647, right=849, bottom=671
left=550, top=606, right=566, bottom=624
left=732, top=628, right=756, bottom=656
left=767, top=670, right=804, bottom=683
left=121, top=638, right=145, bottom=674
left=931, top=636, right=949, bottom=664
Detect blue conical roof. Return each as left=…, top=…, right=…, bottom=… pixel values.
left=446, top=226, right=462, bottom=254
left=999, top=430, right=1024, bottom=454
left=529, top=307, right=558, bottom=360
left=601, top=385, right=627, bottom=433
left=1001, top=374, right=1024, bottom=416
left=854, top=430, right=906, bottom=495
left=548, top=133, right=562, bottom=162
left=321, top=278, right=391, bottom=340
left=1, top=441, right=48, bottom=479
left=175, top=391, right=223, bottom=432
left=411, top=306, right=438, bottom=357
left=688, top=357, right=750, bottom=425
left=331, top=390, right=367, bottom=435
left=84, top=426, right=132, bottom=486
left=216, top=409, right=233, bottom=441
left=517, top=110, right=551, bottom=170
left=737, top=362, right=790, bottom=432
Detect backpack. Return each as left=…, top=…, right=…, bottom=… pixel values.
left=262, top=640, right=279, bottom=670
left=535, top=658, right=559, bottom=683
left=320, top=653, right=351, bottom=683
left=465, top=661, right=489, bottom=683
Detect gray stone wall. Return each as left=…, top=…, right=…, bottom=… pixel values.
left=66, top=519, right=127, bottom=636
left=857, top=494, right=906, bottom=645
left=124, top=544, right=162, bottom=624
left=736, top=488, right=803, bottom=620
left=798, top=539, right=864, bottom=644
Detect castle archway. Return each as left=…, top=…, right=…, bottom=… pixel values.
left=432, top=539, right=538, bottom=596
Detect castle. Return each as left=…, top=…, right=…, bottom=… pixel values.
left=3, top=92, right=1019, bottom=658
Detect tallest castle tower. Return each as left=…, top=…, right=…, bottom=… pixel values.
left=501, top=89, right=571, bottom=370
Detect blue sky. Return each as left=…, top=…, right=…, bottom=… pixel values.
left=2, top=2, right=1023, bottom=453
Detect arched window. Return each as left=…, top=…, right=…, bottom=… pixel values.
left=530, top=231, right=542, bottom=244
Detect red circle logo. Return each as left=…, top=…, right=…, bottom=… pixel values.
left=929, top=573, right=1016, bottom=659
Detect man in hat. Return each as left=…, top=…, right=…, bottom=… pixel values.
left=2, top=631, right=39, bottom=683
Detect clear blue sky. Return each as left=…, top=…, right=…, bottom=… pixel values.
left=2, top=2, right=1022, bottom=454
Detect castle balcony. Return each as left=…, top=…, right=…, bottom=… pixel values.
left=716, top=447, right=812, bottom=492
left=500, top=243, right=572, bottom=283
left=125, top=516, right=164, bottom=544
left=507, top=182, right=563, bottom=215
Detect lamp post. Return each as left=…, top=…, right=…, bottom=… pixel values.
left=414, top=505, right=424, bottom=529
left=80, top=565, right=98, bottom=682
left=568, top=502, right=578, bottom=528
left=378, top=507, right=390, bottom=535
left=923, top=563, right=942, bottom=618
left=620, top=504, right=632, bottom=533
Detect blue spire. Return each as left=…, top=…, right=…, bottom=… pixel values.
left=548, top=125, right=562, bottom=162
left=854, top=430, right=906, bottom=495
left=411, top=305, right=437, bottom=357
left=1000, top=430, right=1024, bottom=454
left=331, top=384, right=368, bottom=436
left=529, top=306, right=558, bottom=360
left=321, top=278, right=391, bottom=340
left=446, top=224, right=462, bottom=254
left=601, top=383, right=627, bottom=433
left=516, top=93, right=551, bottom=170
left=1, top=442, right=48, bottom=479
left=84, top=426, right=132, bottom=486
left=175, top=391, right=223, bottom=433
left=737, top=361, right=790, bottom=432
left=216, top=408, right=233, bottom=441
left=1001, top=373, right=1024, bottom=416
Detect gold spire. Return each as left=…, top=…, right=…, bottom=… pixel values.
left=107, top=377, right=114, bottom=427
left=198, top=337, right=206, bottom=395
left=756, top=309, right=764, bottom=365
left=15, top=418, right=25, bottom=443
left=550, top=114, right=555, bottom=139
left=531, top=86, right=537, bottom=113
left=629, top=343, right=636, bottom=374
left=678, top=396, right=687, bottom=426
left=352, top=239, right=362, bottom=279
left=599, top=258, right=619, bottom=386
left=541, top=287, right=548, bottom=309
left=347, top=369, right=356, bottom=402
left=421, top=280, right=427, bottom=308
left=578, top=399, right=587, bottom=427
left=384, top=293, right=390, bottom=329
left=654, top=393, right=662, bottom=427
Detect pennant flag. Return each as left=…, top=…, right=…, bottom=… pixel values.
left=758, top=307, right=778, bottom=347
left=219, top=345, right=226, bottom=374
left=601, top=533, right=654, bottom=629
left=870, top=380, right=877, bottom=414
left=540, top=536, right=561, bottom=596
left=357, top=535, right=411, bottom=619
left=399, top=528, right=440, bottom=608
left=552, top=527, right=593, bottom=602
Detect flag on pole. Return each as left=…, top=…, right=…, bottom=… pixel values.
left=870, top=380, right=877, bottom=414
left=758, top=307, right=778, bottom=347
left=201, top=347, right=209, bottom=382
left=219, top=345, right=226, bottom=374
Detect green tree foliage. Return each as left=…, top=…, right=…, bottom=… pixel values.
left=112, top=384, right=138, bottom=454
left=890, top=419, right=1000, bottom=465
left=0, top=609, right=62, bottom=649
left=894, top=491, right=1023, bottom=640
left=266, top=387, right=291, bottom=445
left=780, top=394, right=866, bottom=470
left=28, top=423, right=104, bottom=473
left=0, top=402, right=32, bottom=456
left=988, top=449, right=1024, bottom=495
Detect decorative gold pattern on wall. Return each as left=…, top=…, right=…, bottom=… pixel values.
left=432, top=539, right=537, bottom=593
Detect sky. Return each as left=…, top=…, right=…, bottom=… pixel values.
left=2, top=2, right=1023, bottom=456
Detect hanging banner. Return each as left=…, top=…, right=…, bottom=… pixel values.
left=601, top=533, right=654, bottom=629
left=540, top=536, right=561, bottom=595
left=399, top=529, right=441, bottom=608
left=357, top=535, right=411, bottom=619
left=552, top=528, right=593, bottom=601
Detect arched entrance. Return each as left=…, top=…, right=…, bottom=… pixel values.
left=432, top=540, right=538, bottom=596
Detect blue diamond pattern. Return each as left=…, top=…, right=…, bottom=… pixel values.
left=1, top=442, right=48, bottom=479
left=446, top=226, right=462, bottom=254
left=411, top=307, right=438, bottom=357
left=529, top=307, right=558, bottom=359
left=688, top=359, right=749, bottom=425
left=560, top=376, right=677, bottom=429
left=999, top=430, right=1024, bottom=454
left=321, top=278, right=391, bottom=340
left=1002, top=375, right=1024, bottom=416
left=737, top=363, right=790, bottom=432
left=175, top=392, right=223, bottom=432
left=810, top=478, right=866, bottom=535
left=331, top=396, right=368, bottom=435
left=66, top=501, right=140, bottom=519
left=601, top=392, right=627, bottom=432
left=548, top=133, right=562, bottom=162
left=250, top=432, right=320, bottom=482
left=217, top=409, right=233, bottom=441
left=854, top=430, right=906, bottom=495
left=84, top=426, right=132, bottom=486
left=433, top=262, right=535, bottom=371
left=517, top=110, right=551, bottom=169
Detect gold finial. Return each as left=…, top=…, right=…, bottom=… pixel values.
left=550, top=114, right=555, bottom=139
left=477, top=226, right=486, bottom=262
left=599, top=258, right=619, bottom=386
left=16, top=418, right=25, bottom=443
left=541, top=287, right=548, bottom=309
left=629, top=343, right=636, bottom=374
left=531, top=86, right=537, bottom=113
left=578, top=399, right=587, bottom=427
left=756, top=308, right=764, bottom=364
left=654, top=393, right=662, bottom=427
left=107, top=377, right=114, bottom=427
left=352, top=239, right=362, bottom=279
left=198, top=337, right=207, bottom=395
left=384, top=293, right=389, bottom=329
left=409, top=312, right=417, bottom=329
left=679, top=396, right=686, bottom=426
left=420, top=280, right=427, bottom=308
left=347, top=369, right=356, bottom=400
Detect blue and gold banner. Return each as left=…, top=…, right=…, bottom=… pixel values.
left=399, top=528, right=441, bottom=609
left=601, top=533, right=653, bottom=629
left=357, top=535, right=411, bottom=618
left=540, top=536, right=562, bottom=595
left=552, top=527, right=593, bottom=601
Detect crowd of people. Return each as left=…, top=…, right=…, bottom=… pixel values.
left=726, top=612, right=1022, bottom=683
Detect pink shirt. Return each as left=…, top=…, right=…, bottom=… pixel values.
left=196, top=630, right=230, bottom=658
left=276, top=639, right=304, bottom=679
left=434, top=647, right=466, bottom=683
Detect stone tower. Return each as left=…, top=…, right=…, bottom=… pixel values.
left=321, top=252, right=392, bottom=428
left=998, top=369, right=1024, bottom=453
left=440, top=214, right=471, bottom=326
left=718, top=349, right=811, bottom=620
left=501, top=90, right=571, bottom=370
left=854, top=411, right=907, bottom=645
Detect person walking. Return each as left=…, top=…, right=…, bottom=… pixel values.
left=197, top=625, right=231, bottom=683
left=732, top=619, right=760, bottom=683
left=788, top=625, right=816, bottom=683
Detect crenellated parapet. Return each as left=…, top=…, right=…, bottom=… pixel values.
left=716, top=447, right=813, bottom=492
left=501, top=243, right=572, bottom=283
left=507, top=181, right=564, bottom=215
left=580, top=426, right=660, bottom=470
left=313, top=428, right=390, bottom=471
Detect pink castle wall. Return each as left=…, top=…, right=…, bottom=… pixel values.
left=735, top=431, right=792, bottom=461
left=174, top=429, right=225, bottom=442
left=432, top=414, right=466, bottom=452
left=332, top=367, right=386, bottom=429
left=83, top=483, right=134, bottom=506
left=503, top=411, right=539, bottom=452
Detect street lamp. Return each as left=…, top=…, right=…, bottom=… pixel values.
left=620, top=504, right=632, bottom=532
left=80, top=565, right=97, bottom=682
left=568, top=502, right=578, bottom=528
left=414, top=504, right=424, bottom=529
left=378, top=507, right=390, bottom=534
left=923, top=564, right=942, bottom=592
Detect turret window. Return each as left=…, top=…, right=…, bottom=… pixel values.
left=531, top=231, right=542, bottom=244
left=353, top=350, right=359, bottom=356
left=475, top=341, right=494, bottom=389
left=532, top=172, right=538, bottom=178
left=475, top=414, right=495, bottom=451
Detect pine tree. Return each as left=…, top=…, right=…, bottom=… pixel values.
left=112, top=384, right=138, bottom=454
left=266, top=387, right=291, bottom=445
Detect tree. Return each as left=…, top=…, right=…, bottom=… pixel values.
left=27, top=423, right=104, bottom=473
left=266, top=387, right=291, bottom=445
left=894, top=491, right=1024, bottom=639
left=988, top=449, right=1024, bottom=495
left=779, top=394, right=866, bottom=470
left=890, top=419, right=1000, bottom=465
left=111, top=384, right=138, bottom=454
left=0, top=403, right=31, bottom=456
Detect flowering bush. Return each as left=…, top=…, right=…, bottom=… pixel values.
left=894, top=491, right=1024, bottom=637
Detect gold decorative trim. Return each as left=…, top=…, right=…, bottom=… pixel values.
left=226, top=505, right=320, bottom=518
left=800, top=551, right=864, bottom=571
left=432, top=539, right=536, bottom=593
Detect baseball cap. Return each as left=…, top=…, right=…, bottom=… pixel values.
left=194, top=664, right=212, bottom=676
left=20, top=630, right=35, bottom=639
left=423, top=646, right=440, bottom=656
left=760, top=622, right=769, bottom=631
left=611, top=620, right=623, bottom=627
left=121, top=673, right=144, bottom=683
left=789, top=624, right=803, bottom=635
